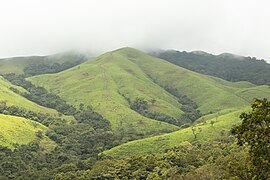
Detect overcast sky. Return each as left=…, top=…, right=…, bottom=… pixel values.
left=1, top=0, right=270, bottom=61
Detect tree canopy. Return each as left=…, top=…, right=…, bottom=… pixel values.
left=232, top=99, right=270, bottom=179
left=155, top=50, right=270, bottom=85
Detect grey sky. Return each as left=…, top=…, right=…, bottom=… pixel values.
left=1, top=0, right=270, bottom=61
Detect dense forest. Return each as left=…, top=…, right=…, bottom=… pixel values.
left=154, top=50, right=270, bottom=85
left=0, top=92, right=269, bottom=179
left=0, top=91, right=126, bottom=179
left=23, top=55, right=87, bottom=76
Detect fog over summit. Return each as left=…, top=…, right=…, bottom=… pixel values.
left=1, top=0, right=270, bottom=62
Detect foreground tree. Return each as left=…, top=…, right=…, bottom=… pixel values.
left=232, top=99, right=270, bottom=179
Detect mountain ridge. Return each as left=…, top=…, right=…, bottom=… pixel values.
left=28, top=47, right=270, bottom=140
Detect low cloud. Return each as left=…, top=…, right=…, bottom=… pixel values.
left=0, top=0, right=270, bottom=61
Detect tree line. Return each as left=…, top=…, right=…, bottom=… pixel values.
left=23, top=55, right=86, bottom=76
left=156, top=50, right=270, bottom=85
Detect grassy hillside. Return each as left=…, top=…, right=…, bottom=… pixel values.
left=29, top=51, right=182, bottom=137
left=0, top=76, right=75, bottom=149
left=29, top=47, right=270, bottom=138
left=0, top=114, right=53, bottom=149
left=0, top=76, right=59, bottom=115
left=0, top=51, right=87, bottom=75
left=103, top=107, right=249, bottom=157
left=99, top=48, right=270, bottom=157
left=117, top=48, right=252, bottom=113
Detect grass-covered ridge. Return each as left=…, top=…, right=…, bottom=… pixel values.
left=29, top=51, right=185, bottom=137
left=0, top=114, right=50, bottom=149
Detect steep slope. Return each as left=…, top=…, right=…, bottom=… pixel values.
left=0, top=114, right=53, bottom=149
left=0, top=51, right=87, bottom=75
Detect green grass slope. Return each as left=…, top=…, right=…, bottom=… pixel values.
left=100, top=48, right=270, bottom=157
left=0, top=76, right=59, bottom=115
left=103, top=107, right=249, bottom=157
left=29, top=52, right=183, bottom=137
left=0, top=114, right=52, bottom=149
left=29, top=47, right=270, bottom=138
left=117, top=48, right=253, bottom=114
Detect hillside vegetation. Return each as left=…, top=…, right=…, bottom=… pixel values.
left=0, top=114, right=51, bottom=149
left=0, top=76, right=59, bottom=114
left=1, top=47, right=270, bottom=179
left=29, top=47, right=270, bottom=143
left=0, top=51, right=87, bottom=75
left=154, top=50, right=270, bottom=85
left=29, top=50, right=188, bottom=138
left=103, top=107, right=248, bottom=157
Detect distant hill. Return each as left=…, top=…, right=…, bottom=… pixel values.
left=0, top=51, right=88, bottom=76
left=153, top=50, right=270, bottom=85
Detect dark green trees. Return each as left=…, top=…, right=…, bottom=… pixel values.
left=155, top=50, right=270, bottom=85
left=232, top=99, right=270, bottom=179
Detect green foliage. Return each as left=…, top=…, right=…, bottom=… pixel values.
left=1, top=47, right=270, bottom=179
left=155, top=50, right=270, bottom=85
left=103, top=108, right=249, bottom=157
left=0, top=101, right=58, bottom=126
left=29, top=48, right=182, bottom=138
left=28, top=47, right=270, bottom=138
left=130, top=97, right=180, bottom=126
left=232, top=99, right=270, bottom=179
left=130, top=97, right=148, bottom=113
left=164, top=86, right=202, bottom=123
left=0, top=73, right=127, bottom=178
left=3, top=73, right=76, bottom=115
left=0, top=102, right=124, bottom=179
left=23, top=56, right=86, bottom=76
left=56, top=141, right=256, bottom=179
left=0, top=114, right=49, bottom=149
left=0, top=76, right=59, bottom=115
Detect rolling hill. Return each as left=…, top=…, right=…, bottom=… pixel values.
left=29, top=47, right=270, bottom=140
left=1, top=47, right=270, bottom=179
left=103, top=107, right=247, bottom=157
left=29, top=50, right=183, bottom=138
left=0, top=114, right=53, bottom=149
left=0, top=75, right=76, bottom=149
